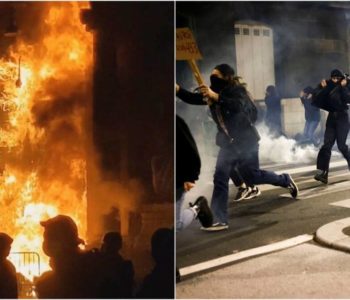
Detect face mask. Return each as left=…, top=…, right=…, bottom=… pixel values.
left=210, top=75, right=228, bottom=93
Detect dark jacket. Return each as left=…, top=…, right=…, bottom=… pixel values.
left=176, top=115, right=201, bottom=190
left=264, top=94, right=282, bottom=129
left=300, top=95, right=320, bottom=122
left=177, top=85, right=260, bottom=152
left=35, top=250, right=102, bottom=298
left=0, top=259, right=18, bottom=299
left=312, top=80, right=350, bottom=112
left=265, top=94, right=282, bottom=115
left=99, top=253, right=134, bottom=298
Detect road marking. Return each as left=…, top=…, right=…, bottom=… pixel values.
left=260, top=162, right=292, bottom=169
left=281, top=180, right=350, bottom=199
left=207, top=161, right=349, bottom=191
left=330, top=199, right=350, bottom=208
left=229, top=171, right=348, bottom=193
left=265, top=160, right=347, bottom=175
left=279, top=180, right=350, bottom=199
left=179, top=234, right=313, bottom=278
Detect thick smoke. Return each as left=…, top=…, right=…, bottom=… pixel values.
left=177, top=2, right=349, bottom=97
left=176, top=2, right=348, bottom=176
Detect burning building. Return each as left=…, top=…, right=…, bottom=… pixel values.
left=0, top=1, right=174, bottom=297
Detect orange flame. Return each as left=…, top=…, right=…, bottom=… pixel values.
left=0, top=2, right=92, bottom=281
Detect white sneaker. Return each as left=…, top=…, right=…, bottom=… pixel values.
left=244, top=186, right=261, bottom=200
left=233, top=186, right=251, bottom=202
left=200, top=222, right=229, bottom=232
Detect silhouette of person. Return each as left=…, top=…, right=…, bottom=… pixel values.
left=0, top=233, right=18, bottom=299
left=264, top=85, right=283, bottom=136
left=34, top=215, right=101, bottom=298
left=136, top=228, right=174, bottom=299
left=99, top=232, right=134, bottom=298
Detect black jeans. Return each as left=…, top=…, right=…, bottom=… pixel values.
left=317, top=112, right=350, bottom=171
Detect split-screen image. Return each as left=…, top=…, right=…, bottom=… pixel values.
left=2, top=1, right=350, bottom=299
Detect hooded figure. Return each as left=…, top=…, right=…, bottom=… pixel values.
left=300, top=86, right=320, bottom=145
left=313, top=69, right=350, bottom=183
left=264, top=85, right=282, bottom=136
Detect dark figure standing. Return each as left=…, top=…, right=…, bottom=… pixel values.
left=313, top=69, right=350, bottom=184
left=136, top=228, right=174, bottom=299
left=176, top=64, right=298, bottom=231
left=0, top=233, right=18, bottom=299
left=34, top=215, right=101, bottom=298
left=99, top=232, right=134, bottom=298
left=300, top=86, right=320, bottom=145
left=264, top=85, right=283, bottom=136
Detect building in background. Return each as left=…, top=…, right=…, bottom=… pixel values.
left=176, top=2, right=350, bottom=137
left=234, top=21, right=275, bottom=100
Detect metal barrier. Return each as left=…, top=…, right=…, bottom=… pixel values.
left=8, top=252, right=41, bottom=298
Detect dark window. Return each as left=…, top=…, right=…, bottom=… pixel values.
left=234, top=27, right=240, bottom=35
left=263, top=29, right=270, bottom=37
left=253, top=29, right=260, bottom=36
left=243, top=28, right=249, bottom=35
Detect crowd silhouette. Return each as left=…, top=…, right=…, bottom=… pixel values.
left=0, top=215, right=174, bottom=299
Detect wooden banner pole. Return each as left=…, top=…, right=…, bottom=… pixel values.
left=187, top=59, right=204, bottom=86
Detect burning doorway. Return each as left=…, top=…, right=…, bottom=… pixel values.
left=0, top=2, right=91, bottom=291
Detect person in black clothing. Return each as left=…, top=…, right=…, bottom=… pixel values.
left=176, top=63, right=298, bottom=231
left=34, top=215, right=102, bottom=298
left=136, top=228, right=174, bottom=299
left=0, top=233, right=18, bottom=299
left=300, top=86, right=320, bottom=145
left=176, top=115, right=213, bottom=231
left=99, top=232, right=134, bottom=298
left=264, top=85, right=283, bottom=136
left=313, top=69, right=350, bottom=184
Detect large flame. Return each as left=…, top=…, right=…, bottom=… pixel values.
left=0, top=2, right=92, bottom=281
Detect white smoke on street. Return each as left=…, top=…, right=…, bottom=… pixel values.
left=257, top=124, right=318, bottom=164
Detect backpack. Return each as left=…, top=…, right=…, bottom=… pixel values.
left=242, top=92, right=258, bottom=124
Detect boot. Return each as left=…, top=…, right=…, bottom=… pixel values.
left=314, top=170, right=328, bottom=184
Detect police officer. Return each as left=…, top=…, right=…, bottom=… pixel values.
left=176, top=63, right=298, bottom=231
left=314, top=69, right=350, bottom=184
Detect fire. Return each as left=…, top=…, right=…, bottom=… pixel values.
left=0, top=2, right=93, bottom=282
left=5, top=174, right=16, bottom=184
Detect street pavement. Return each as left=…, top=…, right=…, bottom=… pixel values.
left=176, top=156, right=350, bottom=298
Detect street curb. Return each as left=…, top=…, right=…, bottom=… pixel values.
left=178, top=234, right=313, bottom=281
left=315, top=217, right=350, bottom=253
